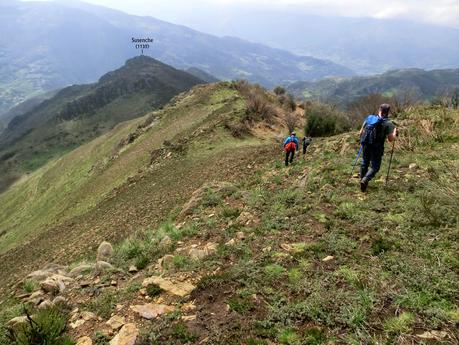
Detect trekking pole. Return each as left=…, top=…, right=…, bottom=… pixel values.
left=385, top=141, right=396, bottom=186
left=347, top=145, right=363, bottom=184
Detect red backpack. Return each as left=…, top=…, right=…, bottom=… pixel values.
left=284, top=141, right=296, bottom=152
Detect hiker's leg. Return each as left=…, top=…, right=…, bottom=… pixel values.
left=290, top=150, right=295, bottom=163
left=285, top=151, right=289, bottom=166
left=360, top=145, right=370, bottom=179
left=364, top=147, right=383, bottom=181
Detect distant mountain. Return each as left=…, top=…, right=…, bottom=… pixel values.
left=0, top=0, right=353, bottom=114
left=0, top=56, right=205, bottom=192
left=287, top=68, right=459, bottom=106
left=182, top=9, right=459, bottom=75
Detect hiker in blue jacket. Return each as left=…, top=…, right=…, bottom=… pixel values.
left=359, top=104, right=397, bottom=192
left=283, top=132, right=299, bottom=166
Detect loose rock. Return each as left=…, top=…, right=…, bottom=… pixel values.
left=70, top=319, right=86, bottom=329
left=109, top=323, right=139, bottom=345
left=94, top=261, right=113, bottom=275
left=106, top=315, right=125, bottom=330
left=37, top=300, right=53, bottom=310
left=159, top=255, right=175, bottom=270
left=236, top=232, right=246, bottom=240
left=70, top=264, right=94, bottom=277
left=76, top=336, right=93, bottom=345
left=418, top=330, right=448, bottom=339
left=81, top=311, right=96, bottom=321
left=189, top=248, right=207, bottom=260
left=7, top=316, right=28, bottom=331
left=159, top=235, right=172, bottom=249
left=130, top=303, right=174, bottom=319
left=52, top=296, right=67, bottom=307
left=97, top=241, right=114, bottom=263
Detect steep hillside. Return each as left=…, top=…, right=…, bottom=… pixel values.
left=0, top=0, right=353, bottom=113
left=0, top=56, right=204, bottom=193
left=0, top=95, right=457, bottom=344
left=0, top=81, right=284, bottom=281
left=288, top=68, right=459, bottom=106
left=0, top=89, right=57, bottom=134
left=185, top=68, right=220, bottom=83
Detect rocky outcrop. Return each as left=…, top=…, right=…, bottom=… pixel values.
left=142, top=276, right=195, bottom=297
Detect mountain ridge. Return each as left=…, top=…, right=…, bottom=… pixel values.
left=287, top=67, right=459, bottom=106
left=0, top=0, right=353, bottom=114
left=0, top=55, right=205, bottom=193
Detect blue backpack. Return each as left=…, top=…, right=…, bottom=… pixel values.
left=361, top=115, right=386, bottom=145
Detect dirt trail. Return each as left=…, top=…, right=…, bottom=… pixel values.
left=0, top=145, right=276, bottom=296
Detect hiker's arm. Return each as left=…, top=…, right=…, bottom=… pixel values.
left=388, top=128, right=397, bottom=142
left=359, top=123, right=365, bottom=137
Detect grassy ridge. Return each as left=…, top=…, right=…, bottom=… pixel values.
left=0, top=81, right=457, bottom=344
left=108, top=105, right=457, bottom=343
left=0, top=83, right=241, bottom=254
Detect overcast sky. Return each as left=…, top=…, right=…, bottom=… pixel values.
left=62, top=0, right=459, bottom=28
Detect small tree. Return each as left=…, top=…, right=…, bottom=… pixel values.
left=274, top=86, right=286, bottom=96
left=284, top=113, right=299, bottom=133
left=347, top=93, right=390, bottom=119
left=305, top=102, right=351, bottom=137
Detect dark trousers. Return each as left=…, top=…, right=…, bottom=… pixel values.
left=360, top=145, right=384, bottom=182
left=303, top=145, right=309, bottom=155
left=285, top=150, right=295, bottom=166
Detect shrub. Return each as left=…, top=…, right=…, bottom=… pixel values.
left=279, top=93, right=296, bottom=111
left=228, top=295, right=254, bottom=315
left=172, top=322, right=197, bottom=343
left=303, top=328, right=326, bottom=345
left=134, top=255, right=150, bottom=270
left=274, top=86, right=286, bottom=95
left=246, top=92, right=278, bottom=123
left=278, top=329, right=301, bottom=345
left=264, top=264, right=286, bottom=280
left=202, top=188, right=222, bottom=207
left=305, top=103, right=351, bottom=137
left=23, top=280, right=39, bottom=293
left=284, top=113, right=299, bottom=133
left=223, top=118, right=250, bottom=138
left=11, top=307, right=73, bottom=345
left=221, top=206, right=241, bottom=219
left=146, top=284, right=162, bottom=297
left=384, top=312, right=414, bottom=335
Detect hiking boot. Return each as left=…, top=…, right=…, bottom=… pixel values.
left=360, top=179, right=368, bottom=192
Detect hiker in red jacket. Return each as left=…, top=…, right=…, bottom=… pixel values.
left=283, top=132, right=299, bottom=166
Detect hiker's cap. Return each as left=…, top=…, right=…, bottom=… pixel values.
left=379, top=103, right=391, bottom=116
left=291, top=132, right=296, bottom=136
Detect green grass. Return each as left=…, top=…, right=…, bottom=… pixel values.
left=10, top=307, right=74, bottom=345
left=23, top=280, right=39, bottom=293
left=0, top=83, right=242, bottom=254
left=0, top=92, right=458, bottom=344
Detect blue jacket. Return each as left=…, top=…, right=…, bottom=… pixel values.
left=283, top=136, right=299, bottom=150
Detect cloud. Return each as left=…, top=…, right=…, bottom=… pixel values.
left=55, top=0, right=459, bottom=28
